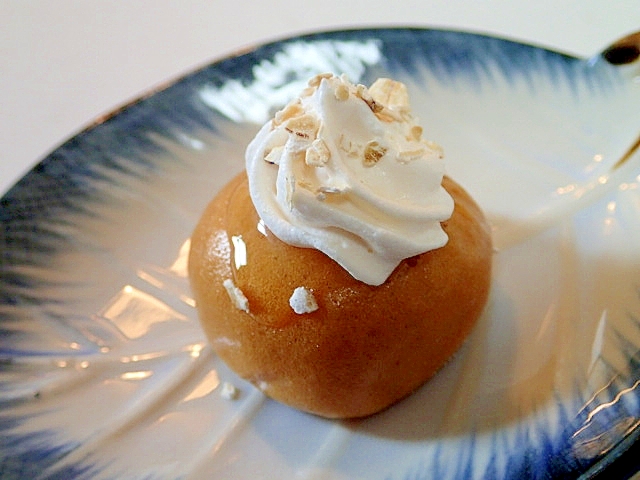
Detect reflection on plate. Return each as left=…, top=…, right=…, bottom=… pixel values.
left=1, top=28, right=640, bottom=479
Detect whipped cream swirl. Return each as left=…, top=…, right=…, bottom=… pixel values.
left=245, top=74, right=454, bottom=285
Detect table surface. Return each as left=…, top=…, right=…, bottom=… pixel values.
left=1, top=0, right=638, bottom=196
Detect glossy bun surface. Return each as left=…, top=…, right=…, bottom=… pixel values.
left=188, top=172, right=492, bottom=418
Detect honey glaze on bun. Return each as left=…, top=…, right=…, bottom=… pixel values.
left=188, top=172, right=492, bottom=418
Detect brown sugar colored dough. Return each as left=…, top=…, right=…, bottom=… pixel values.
left=188, top=172, right=492, bottom=418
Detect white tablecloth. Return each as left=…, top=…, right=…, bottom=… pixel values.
left=1, top=0, right=638, bottom=195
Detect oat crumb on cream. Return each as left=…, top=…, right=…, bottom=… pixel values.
left=289, top=287, right=319, bottom=314
left=222, top=278, right=249, bottom=313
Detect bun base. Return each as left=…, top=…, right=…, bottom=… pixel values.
left=188, top=172, right=492, bottom=418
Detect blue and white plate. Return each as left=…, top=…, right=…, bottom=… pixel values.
left=2, top=28, right=640, bottom=479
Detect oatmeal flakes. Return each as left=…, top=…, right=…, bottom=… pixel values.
left=374, top=110, right=398, bottom=123
left=409, top=126, right=423, bottom=141
left=368, top=78, right=409, bottom=109
left=289, top=287, right=319, bottom=314
left=222, top=279, right=249, bottom=313
left=274, top=102, right=303, bottom=126
left=308, top=73, right=333, bottom=88
left=425, top=140, right=444, bottom=157
left=338, top=135, right=362, bottom=158
left=305, top=138, right=331, bottom=166
left=334, top=83, right=350, bottom=101
left=363, top=141, right=388, bottom=166
left=264, top=145, right=283, bottom=164
left=285, top=114, right=319, bottom=139
left=398, top=148, right=426, bottom=163
left=220, top=381, right=239, bottom=400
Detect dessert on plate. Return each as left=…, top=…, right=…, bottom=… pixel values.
left=188, top=73, right=492, bottom=418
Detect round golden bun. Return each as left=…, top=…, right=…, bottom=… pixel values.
left=188, top=172, right=492, bottom=418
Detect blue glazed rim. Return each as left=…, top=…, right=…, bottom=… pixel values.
left=1, top=27, right=639, bottom=479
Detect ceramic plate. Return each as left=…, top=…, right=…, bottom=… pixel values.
left=1, top=28, right=640, bottom=479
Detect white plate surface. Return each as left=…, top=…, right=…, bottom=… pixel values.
left=1, top=28, right=640, bottom=479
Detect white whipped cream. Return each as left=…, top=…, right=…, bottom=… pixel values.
left=246, top=74, right=454, bottom=285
